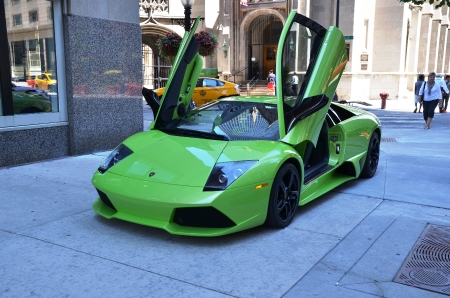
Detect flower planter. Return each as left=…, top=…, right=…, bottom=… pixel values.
left=161, top=46, right=179, bottom=57
left=198, top=46, right=215, bottom=57
left=194, top=30, right=218, bottom=57
left=157, top=33, right=182, bottom=58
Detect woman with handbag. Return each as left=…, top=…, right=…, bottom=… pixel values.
left=418, top=72, right=443, bottom=130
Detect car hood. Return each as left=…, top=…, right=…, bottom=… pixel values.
left=107, top=130, right=228, bottom=187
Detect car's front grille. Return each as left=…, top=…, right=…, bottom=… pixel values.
left=173, top=207, right=236, bottom=228
left=96, top=188, right=116, bottom=211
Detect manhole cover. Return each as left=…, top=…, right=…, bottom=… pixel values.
left=394, top=224, right=450, bottom=295
left=381, top=138, right=396, bottom=142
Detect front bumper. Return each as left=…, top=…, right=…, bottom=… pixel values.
left=92, top=171, right=271, bottom=236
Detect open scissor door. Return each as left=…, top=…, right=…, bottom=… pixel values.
left=151, top=17, right=203, bottom=129
left=276, top=12, right=348, bottom=146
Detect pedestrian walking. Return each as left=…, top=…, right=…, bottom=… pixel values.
left=267, top=69, right=276, bottom=95
left=291, top=72, right=299, bottom=95
left=435, top=73, right=449, bottom=113
left=444, top=74, right=450, bottom=112
left=418, top=72, right=443, bottom=130
left=414, top=74, right=425, bottom=113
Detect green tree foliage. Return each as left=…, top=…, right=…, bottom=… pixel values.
left=398, top=0, right=450, bottom=8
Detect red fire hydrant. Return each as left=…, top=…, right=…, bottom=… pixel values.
left=379, top=92, right=389, bottom=109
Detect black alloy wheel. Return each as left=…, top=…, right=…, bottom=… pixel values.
left=265, top=163, right=300, bottom=228
left=360, top=132, right=380, bottom=178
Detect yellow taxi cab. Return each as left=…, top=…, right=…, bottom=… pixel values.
left=35, top=72, right=57, bottom=90
left=154, top=77, right=240, bottom=106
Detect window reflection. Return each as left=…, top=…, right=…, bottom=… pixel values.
left=282, top=22, right=321, bottom=108
left=5, top=0, right=58, bottom=114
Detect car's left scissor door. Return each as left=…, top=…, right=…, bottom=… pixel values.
left=151, top=17, right=203, bottom=129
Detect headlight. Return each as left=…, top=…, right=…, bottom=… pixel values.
left=98, top=144, right=133, bottom=174
left=204, top=161, right=257, bottom=191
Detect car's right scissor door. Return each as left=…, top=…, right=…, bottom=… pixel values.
left=277, top=12, right=348, bottom=147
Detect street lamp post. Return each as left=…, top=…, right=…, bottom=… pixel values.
left=181, top=0, right=195, bottom=32
left=336, top=0, right=340, bottom=28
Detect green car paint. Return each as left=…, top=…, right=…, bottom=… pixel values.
left=92, top=137, right=300, bottom=236
left=13, top=91, right=52, bottom=114
left=92, top=11, right=381, bottom=236
left=277, top=14, right=348, bottom=146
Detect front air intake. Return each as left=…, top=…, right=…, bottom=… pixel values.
left=96, top=189, right=116, bottom=211
left=173, top=207, right=236, bottom=228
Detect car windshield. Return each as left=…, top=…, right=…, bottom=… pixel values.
left=47, top=74, right=56, bottom=80
left=159, top=101, right=279, bottom=141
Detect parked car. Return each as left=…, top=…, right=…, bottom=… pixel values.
left=35, top=72, right=57, bottom=90
left=12, top=82, right=48, bottom=97
left=92, top=13, right=381, bottom=236
left=13, top=91, right=52, bottom=114
left=154, top=77, right=240, bottom=106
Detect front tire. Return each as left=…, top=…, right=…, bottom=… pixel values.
left=265, top=163, right=300, bottom=228
left=360, top=132, right=380, bottom=178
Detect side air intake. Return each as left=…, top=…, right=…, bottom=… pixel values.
left=336, top=161, right=356, bottom=177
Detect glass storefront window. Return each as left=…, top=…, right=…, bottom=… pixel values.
left=3, top=0, right=58, bottom=115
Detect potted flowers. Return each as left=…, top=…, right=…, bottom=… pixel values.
left=156, top=33, right=182, bottom=57
left=156, top=30, right=218, bottom=58
left=194, top=30, right=218, bottom=57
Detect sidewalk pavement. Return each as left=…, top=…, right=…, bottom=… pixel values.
left=1, top=99, right=450, bottom=297
left=349, top=98, right=411, bottom=112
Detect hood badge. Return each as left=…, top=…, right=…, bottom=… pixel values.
left=149, top=172, right=156, bottom=177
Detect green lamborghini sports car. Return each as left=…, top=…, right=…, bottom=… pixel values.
left=92, top=12, right=381, bottom=236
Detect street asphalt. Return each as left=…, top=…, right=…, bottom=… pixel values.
left=1, top=98, right=450, bottom=297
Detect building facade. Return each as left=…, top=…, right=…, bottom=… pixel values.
left=0, top=0, right=143, bottom=167
left=141, top=0, right=450, bottom=100
left=1, top=0, right=448, bottom=167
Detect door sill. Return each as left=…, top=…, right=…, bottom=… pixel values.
left=304, top=164, right=334, bottom=185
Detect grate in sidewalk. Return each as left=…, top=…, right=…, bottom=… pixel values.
left=381, top=138, right=396, bottom=142
left=393, top=224, right=450, bottom=295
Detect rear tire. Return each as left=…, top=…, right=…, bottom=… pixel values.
left=265, top=163, right=300, bottom=228
left=360, top=132, right=380, bottom=178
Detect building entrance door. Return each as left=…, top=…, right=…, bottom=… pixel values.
left=264, top=45, right=277, bottom=79
left=247, top=15, right=282, bottom=80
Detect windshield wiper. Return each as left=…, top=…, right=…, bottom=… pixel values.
left=159, top=127, right=230, bottom=141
